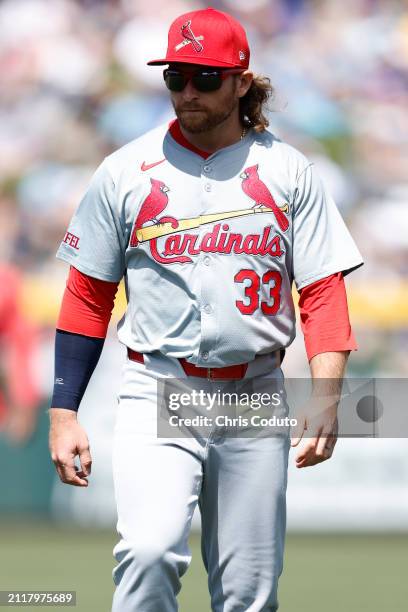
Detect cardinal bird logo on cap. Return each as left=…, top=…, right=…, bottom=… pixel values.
left=240, top=164, right=289, bottom=232
left=175, top=20, right=204, bottom=53
left=130, top=178, right=170, bottom=247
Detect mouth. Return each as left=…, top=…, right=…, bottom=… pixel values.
left=179, top=108, right=206, bottom=113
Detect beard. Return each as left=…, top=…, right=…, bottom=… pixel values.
left=173, top=91, right=239, bottom=134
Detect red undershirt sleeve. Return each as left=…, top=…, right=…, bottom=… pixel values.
left=298, top=272, right=357, bottom=362
left=57, top=266, right=119, bottom=338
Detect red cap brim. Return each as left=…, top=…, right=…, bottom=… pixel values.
left=147, top=56, right=245, bottom=68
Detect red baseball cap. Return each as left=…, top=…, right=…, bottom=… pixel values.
left=147, top=7, right=250, bottom=69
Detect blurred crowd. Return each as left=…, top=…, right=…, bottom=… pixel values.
left=0, top=0, right=408, bottom=440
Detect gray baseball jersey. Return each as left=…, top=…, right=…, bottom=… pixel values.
left=57, top=123, right=363, bottom=367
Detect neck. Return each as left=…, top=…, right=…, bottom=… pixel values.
left=178, top=112, right=246, bottom=154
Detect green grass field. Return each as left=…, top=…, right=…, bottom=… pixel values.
left=0, top=523, right=407, bottom=611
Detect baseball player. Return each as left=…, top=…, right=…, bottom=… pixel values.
left=49, top=7, right=363, bottom=611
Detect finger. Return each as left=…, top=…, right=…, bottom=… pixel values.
left=54, top=457, right=88, bottom=487
left=296, top=454, right=320, bottom=468
left=79, top=448, right=92, bottom=477
left=324, top=432, right=337, bottom=451
left=323, top=446, right=333, bottom=459
left=315, top=417, right=339, bottom=455
left=63, top=468, right=88, bottom=487
left=297, top=437, right=336, bottom=468
left=296, top=453, right=324, bottom=468
left=74, top=465, right=89, bottom=479
left=300, top=420, right=324, bottom=453
left=322, top=428, right=338, bottom=455
left=330, top=435, right=338, bottom=450
left=315, top=431, right=331, bottom=457
left=323, top=434, right=338, bottom=458
left=290, top=416, right=306, bottom=447
left=295, top=436, right=318, bottom=462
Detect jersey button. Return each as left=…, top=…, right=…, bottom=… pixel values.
left=203, top=165, right=212, bottom=173
left=204, top=304, right=212, bottom=314
left=203, top=256, right=210, bottom=266
left=202, top=351, right=209, bottom=360
left=204, top=183, right=212, bottom=192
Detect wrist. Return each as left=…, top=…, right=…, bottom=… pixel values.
left=49, top=407, right=78, bottom=421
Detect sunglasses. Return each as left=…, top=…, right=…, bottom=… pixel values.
left=163, top=67, right=244, bottom=92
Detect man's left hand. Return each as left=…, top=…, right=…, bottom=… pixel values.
left=290, top=400, right=338, bottom=468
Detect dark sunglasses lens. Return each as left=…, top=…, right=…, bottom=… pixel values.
left=163, top=69, right=223, bottom=92
left=164, top=71, right=186, bottom=92
left=192, top=72, right=222, bottom=92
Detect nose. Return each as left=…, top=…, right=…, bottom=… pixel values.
left=181, top=78, right=200, bottom=101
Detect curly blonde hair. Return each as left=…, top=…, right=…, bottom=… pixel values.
left=239, top=75, right=275, bottom=132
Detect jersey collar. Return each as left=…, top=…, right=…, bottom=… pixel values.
left=168, top=119, right=210, bottom=159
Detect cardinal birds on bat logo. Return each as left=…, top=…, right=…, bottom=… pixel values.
left=130, top=178, right=170, bottom=247
left=240, top=164, right=289, bottom=232
left=130, top=164, right=290, bottom=250
left=175, top=20, right=204, bottom=53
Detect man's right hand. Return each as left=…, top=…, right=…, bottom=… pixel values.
left=48, top=408, right=92, bottom=487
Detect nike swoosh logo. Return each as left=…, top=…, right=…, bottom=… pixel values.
left=141, top=159, right=166, bottom=171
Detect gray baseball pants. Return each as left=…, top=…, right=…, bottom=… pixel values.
left=111, top=351, right=290, bottom=611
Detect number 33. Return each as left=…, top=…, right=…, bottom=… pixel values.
left=234, top=269, right=282, bottom=315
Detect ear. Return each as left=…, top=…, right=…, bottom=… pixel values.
left=236, top=71, right=253, bottom=99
